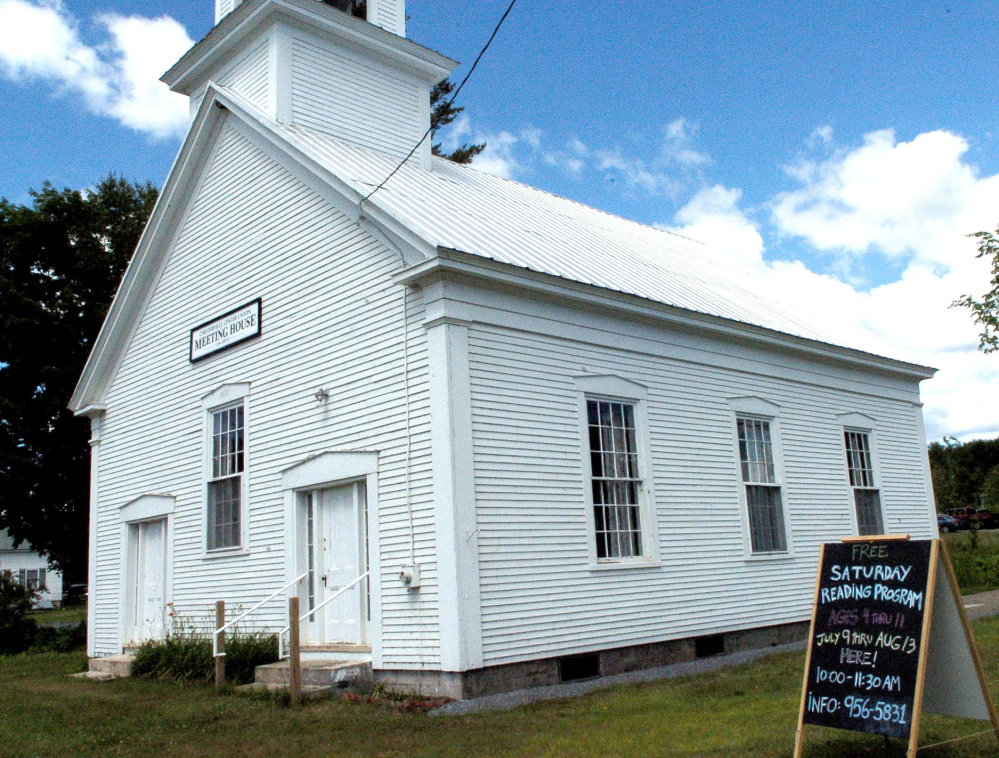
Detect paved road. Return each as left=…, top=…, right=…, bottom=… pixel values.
left=962, top=589, right=999, bottom=620
left=432, top=590, right=999, bottom=717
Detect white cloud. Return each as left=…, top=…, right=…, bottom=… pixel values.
left=666, top=128, right=999, bottom=441
left=773, top=129, right=999, bottom=264
left=0, top=0, right=193, bottom=139
left=594, top=146, right=680, bottom=196
left=437, top=114, right=707, bottom=197
left=662, top=117, right=711, bottom=167
left=664, top=185, right=763, bottom=271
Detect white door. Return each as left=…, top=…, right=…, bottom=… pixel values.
left=301, top=483, right=367, bottom=644
left=131, top=519, right=166, bottom=643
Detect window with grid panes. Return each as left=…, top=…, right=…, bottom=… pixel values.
left=208, top=403, right=244, bottom=550
left=844, top=430, right=883, bottom=536
left=736, top=416, right=788, bottom=553
left=17, top=568, right=45, bottom=590
left=587, top=399, right=643, bottom=560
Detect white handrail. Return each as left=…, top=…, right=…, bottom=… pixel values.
left=278, top=571, right=369, bottom=659
left=213, top=571, right=308, bottom=657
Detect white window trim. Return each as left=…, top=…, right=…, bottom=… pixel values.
left=837, top=414, right=886, bottom=537
left=728, top=396, right=794, bottom=560
left=202, top=383, right=251, bottom=558
left=574, top=374, right=660, bottom=570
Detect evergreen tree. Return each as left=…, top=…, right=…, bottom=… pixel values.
left=430, top=79, right=485, bottom=164
left=0, top=176, right=157, bottom=578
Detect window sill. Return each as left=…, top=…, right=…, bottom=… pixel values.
left=588, top=559, right=661, bottom=573
left=203, top=547, right=250, bottom=560
left=743, top=551, right=795, bottom=563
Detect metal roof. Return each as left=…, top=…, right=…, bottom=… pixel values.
left=270, top=118, right=924, bottom=369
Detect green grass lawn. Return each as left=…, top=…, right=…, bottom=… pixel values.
left=4, top=619, right=999, bottom=757
left=27, top=604, right=87, bottom=625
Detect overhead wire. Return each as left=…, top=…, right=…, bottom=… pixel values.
left=358, top=0, right=519, bottom=208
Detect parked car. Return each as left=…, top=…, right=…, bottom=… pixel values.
left=946, top=507, right=979, bottom=529
left=976, top=509, right=999, bottom=529
left=937, top=513, right=960, bottom=533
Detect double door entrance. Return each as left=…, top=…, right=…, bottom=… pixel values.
left=300, top=482, right=369, bottom=645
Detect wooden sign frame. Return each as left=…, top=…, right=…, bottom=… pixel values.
left=793, top=534, right=999, bottom=758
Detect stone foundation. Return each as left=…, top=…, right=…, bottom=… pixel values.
left=375, top=619, right=810, bottom=700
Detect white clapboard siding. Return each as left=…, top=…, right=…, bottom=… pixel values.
left=217, top=39, right=271, bottom=113
left=290, top=34, right=425, bottom=166
left=466, top=324, right=933, bottom=666
left=93, top=121, right=440, bottom=667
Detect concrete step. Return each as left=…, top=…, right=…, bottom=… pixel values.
left=301, top=644, right=371, bottom=662
left=234, top=682, right=332, bottom=701
left=88, top=654, right=134, bottom=678
left=69, top=671, right=119, bottom=682
left=254, top=658, right=371, bottom=688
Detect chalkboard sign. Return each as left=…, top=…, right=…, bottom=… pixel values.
left=794, top=536, right=999, bottom=758
left=801, top=539, right=932, bottom=739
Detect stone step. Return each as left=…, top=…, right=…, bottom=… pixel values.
left=234, top=682, right=332, bottom=701
left=254, top=658, right=371, bottom=688
left=88, top=654, right=134, bottom=678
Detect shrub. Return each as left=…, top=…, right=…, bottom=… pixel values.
left=224, top=633, right=279, bottom=685
left=30, top=622, right=87, bottom=653
left=947, top=533, right=999, bottom=595
left=131, top=631, right=213, bottom=682
left=0, top=572, right=38, bottom=655
left=132, top=629, right=278, bottom=685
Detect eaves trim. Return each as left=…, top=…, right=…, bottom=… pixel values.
left=396, top=249, right=938, bottom=382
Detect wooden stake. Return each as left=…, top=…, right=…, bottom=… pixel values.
left=214, top=600, right=225, bottom=691
left=289, top=596, right=302, bottom=706
left=907, top=539, right=940, bottom=758
left=793, top=543, right=826, bottom=758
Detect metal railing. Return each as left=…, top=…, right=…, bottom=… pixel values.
left=277, top=571, right=369, bottom=659
left=213, top=571, right=308, bottom=657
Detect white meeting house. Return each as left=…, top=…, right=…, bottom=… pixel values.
left=69, top=0, right=940, bottom=697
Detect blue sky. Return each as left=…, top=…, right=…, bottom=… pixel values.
left=1, top=0, right=998, bottom=440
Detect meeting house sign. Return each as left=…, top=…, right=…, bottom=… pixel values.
left=190, top=299, right=261, bottom=362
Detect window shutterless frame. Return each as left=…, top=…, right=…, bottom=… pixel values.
left=574, top=375, right=659, bottom=569
left=201, top=383, right=251, bottom=556
left=842, top=423, right=884, bottom=536
left=727, top=397, right=793, bottom=558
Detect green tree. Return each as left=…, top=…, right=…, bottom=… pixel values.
left=984, top=464, right=999, bottom=510
left=0, top=176, right=157, bottom=579
left=430, top=79, right=486, bottom=164
left=928, top=436, right=999, bottom=510
left=953, top=227, right=999, bottom=353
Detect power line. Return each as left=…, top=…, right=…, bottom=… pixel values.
left=359, top=0, right=519, bottom=207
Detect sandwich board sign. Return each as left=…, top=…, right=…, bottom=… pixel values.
left=794, top=535, right=999, bottom=757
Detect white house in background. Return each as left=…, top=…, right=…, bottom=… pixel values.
left=0, top=530, right=63, bottom=609
left=68, top=0, right=939, bottom=697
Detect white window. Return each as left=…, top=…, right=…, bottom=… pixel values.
left=587, top=399, right=643, bottom=560
left=736, top=416, right=788, bottom=553
left=207, top=403, right=244, bottom=551
left=17, top=568, right=46, bottom=590
left=845, top=430, right=883, bottom=535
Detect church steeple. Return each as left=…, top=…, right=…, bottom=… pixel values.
left=163, top=0, right=454, bottom=168
left=216, top=0, right=405, bottom=36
